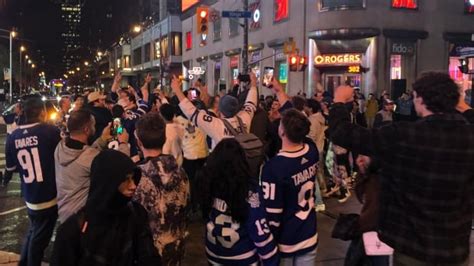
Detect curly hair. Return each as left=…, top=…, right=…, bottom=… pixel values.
left=197, top=138, right=253, bottom=224
left=412, top=72, right=460, bottom=113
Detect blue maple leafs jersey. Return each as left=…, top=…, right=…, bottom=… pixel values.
left=205, top=188, right=279, bottom=266
left=261, top=143, right=319, bottom=257
left=6, top=123, right=61, bottom=211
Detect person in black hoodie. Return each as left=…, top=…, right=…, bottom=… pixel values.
left=51, top=150, right=161, bottom=266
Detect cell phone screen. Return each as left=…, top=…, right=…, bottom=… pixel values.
left=263, top=67, right=274, bottom=87
left=191, top=90, right=197, bottom=99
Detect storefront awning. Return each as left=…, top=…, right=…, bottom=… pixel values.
left=249, top=43, right=264, bottom=52
left=383, top=29, right=428, bottom=40
left=444, top=32, right=474, bottom=45
left=209, top=52, right=224, bottom=61
left=267, top=38, right=290, bottom=48
left=196, top=56, right=209, bottom=63
left=308, top=28, right=380, bottom=40
left=225, top=48, right=242, bottom=57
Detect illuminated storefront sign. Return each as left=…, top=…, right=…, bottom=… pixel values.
left=274, top=0, right=289, bottom=22
left=314, top=54, right=362, bottom=66
left=279, top=63, right=288, bottom=83
left=182, top=0, right=199, bottom=12
left=392, top=0, right=417, bottom=9
left=466, top=0, right=474, bottom=14
left=250, top=1, right=261, bottom=30
left=348, top=65, right=361, bottom=73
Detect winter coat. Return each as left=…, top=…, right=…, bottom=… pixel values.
left=51, top=150, right=161, bottom=266
left=55, top=137, right=130, bottom=223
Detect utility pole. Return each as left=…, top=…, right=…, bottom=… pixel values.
left=242, top=0, right=249, bottom=74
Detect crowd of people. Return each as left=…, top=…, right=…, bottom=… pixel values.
left=2, top=70, right=473, bottom=266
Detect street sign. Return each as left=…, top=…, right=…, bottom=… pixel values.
left=222, top=11, right=252, bottom=18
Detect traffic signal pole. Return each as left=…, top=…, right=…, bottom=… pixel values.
left=242, top=0, right=249, bottom=74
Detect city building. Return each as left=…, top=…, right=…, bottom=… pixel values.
left=61, top=0, right=82, bottom=72
left=181, top=0, right=474, bottom=98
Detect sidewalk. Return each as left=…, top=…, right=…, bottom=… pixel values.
left=0, top=251, right=19, bottom=265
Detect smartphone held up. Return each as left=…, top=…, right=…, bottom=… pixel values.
left=262, top=67, right=274, bottom=88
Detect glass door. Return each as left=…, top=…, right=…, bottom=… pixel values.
left=325, top=74, right=343, bottom=97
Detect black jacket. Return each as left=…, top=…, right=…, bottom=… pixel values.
left=51, top=150, right=161, bottom=266
left=89, top=105, right=112, bottom=141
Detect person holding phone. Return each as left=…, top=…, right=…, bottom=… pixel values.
left=55, top=109, right=130, bottom=224
left=171, top=72, right=258, bottom=149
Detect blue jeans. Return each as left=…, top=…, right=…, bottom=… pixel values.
left=314, top=179, right=324, bottom=205
left=19, top=206, right=58, bottom=266
left=280, top=248, right=317, bottom=266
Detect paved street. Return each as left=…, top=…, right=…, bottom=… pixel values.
left=0, top=132, right=473, bottom=265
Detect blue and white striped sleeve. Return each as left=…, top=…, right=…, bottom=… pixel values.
left=137, top=99, right=150, bottom=116
left=261, top=163, right=283, bottom=239
left=246, top=190, right=279, bottom=266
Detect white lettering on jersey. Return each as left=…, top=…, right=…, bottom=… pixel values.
left=291, top=163, right=317, bottom=186
left=15, top=136, right=39, bottom=149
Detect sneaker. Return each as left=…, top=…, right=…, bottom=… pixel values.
left=315, top=204, right=326, bottom=212
left=338, top=189, right=351, bottom=203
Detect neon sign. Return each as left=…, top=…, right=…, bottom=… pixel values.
left=314, top=54, right=362, bottom=66
left=392, top=0, right=417, bottom=9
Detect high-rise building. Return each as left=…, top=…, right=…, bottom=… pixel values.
left=61, top=0, right=82, bottom=72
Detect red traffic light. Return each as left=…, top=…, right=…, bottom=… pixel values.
left=197, top=7, right=209, bottom=34
left=290, top=56, right=298, bottom=64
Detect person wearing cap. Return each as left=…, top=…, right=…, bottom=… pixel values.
left=87, top=91, right=113, bottom=142
left=373, top=98, right=395, bottom=129
left=170, top=73, right=258, bottom=149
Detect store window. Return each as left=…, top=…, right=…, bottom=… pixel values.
left=229, top=18, right=239, bottom=37
left=155, top=40, right=161, bottom=59
left=214, top=61, right=221, bottom=94
left=186, top=31, right=192, bottom=50
left=144, top=43, right=151, bottom=63
left=391, top=0, right=418, bottom=9
left=161, top=36, right=169, bottom=58
left=230, top=55, right=240, bottom=85
left=319, top=0, right=366, bottom=11
left=465, top=0, right=474, bottom=14
left=171, top=32, right=182, bottom=56
left=449, top=45, right=474, bottom=98
left=274, top=0, right=289, bottom=23
left=133, top=48, right=141, bottom=66
left=213, top=17, right=221, bottom=41
left=389, top=40, right=417, bottom=97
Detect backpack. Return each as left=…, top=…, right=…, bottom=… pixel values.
left=221, top=116, right=264, bottom=180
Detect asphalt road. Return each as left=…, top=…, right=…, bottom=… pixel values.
left=0, top=126, right=471, bottom=265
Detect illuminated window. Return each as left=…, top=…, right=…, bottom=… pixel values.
left=172, top=33, right=182, bottom=56
left=465, top=0, right=474, bottom=14
left=274, top=0, right=289, bottom=22
left=182, top=0, right=199, bottom=12
left=186, top=31, right=192, bottom=50
left=320, top=0, right=366, bottom=11
left=392, top=0, right=418, bottom=9
left=390, top=55, right=402, bottom=79
left=155, top=40, right=161, bottom=59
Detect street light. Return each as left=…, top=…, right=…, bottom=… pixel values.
left=133, top=25, right=141, bottom=33
left=28, top=59, right=32, bottom=64
left=31, top=64, right=36, bottom=69
left=20, top=46, right=26, bottom=94
left=76, top=67, right=80, bottom=71
left=97, top=51, right=103, bottom=57
left=25, top=55, right=29, bottom=59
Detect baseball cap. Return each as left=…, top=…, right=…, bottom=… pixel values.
left=87, top=91, right=106, bottom=103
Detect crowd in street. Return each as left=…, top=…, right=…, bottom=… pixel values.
left=1, top=70, right=473, bottom=266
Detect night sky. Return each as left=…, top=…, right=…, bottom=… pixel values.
left=0, top=0, right=141, bottom=78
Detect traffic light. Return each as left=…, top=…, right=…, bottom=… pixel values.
left=289, top=54, right=299, bottom=72
left=197, top=7, right=209, bottom=35
left=298, top=56, right=307, bottom=72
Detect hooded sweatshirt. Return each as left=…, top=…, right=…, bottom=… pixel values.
left=51, top=150, right=161, bottom=266
left=55, top=136, right=130, bottom=223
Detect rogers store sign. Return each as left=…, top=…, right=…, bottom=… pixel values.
left=314, top=54, right=362, bottom=66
